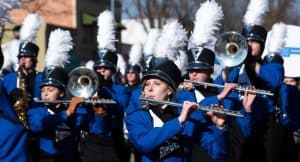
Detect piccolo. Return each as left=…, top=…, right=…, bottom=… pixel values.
left=184, top=79, right=274, bottom=96
left=34, top=98, right=117, bottom=104
left=140, top=97, right=244, bottom=118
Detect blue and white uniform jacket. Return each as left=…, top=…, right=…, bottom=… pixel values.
left=279, top=83, right=300, bottom=132
left=125, top=105, right=229, bottom=162
left=0, top=114, right=28, bottom=162
left=214, top=63, right=284, bottom=133
left=28, top=103, right=109, bottom=157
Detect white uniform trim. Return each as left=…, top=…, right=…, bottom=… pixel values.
left=149, top=109, right=164, bottom=127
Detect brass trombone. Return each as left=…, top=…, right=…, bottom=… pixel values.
left=184, top=79, right=274, bottom=96
left=140, top=97, right=244, bottom=118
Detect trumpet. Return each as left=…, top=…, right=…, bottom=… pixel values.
left=184, top=79, right=274, bottom=96
left=34, top=98, right=117, bottom=105
left=140, top=97, right=244, bottom=118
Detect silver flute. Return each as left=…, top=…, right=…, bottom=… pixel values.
left=34, top=98, right=117, bottom=104
left=184, top=79, right=274, bottom=96
left=140, top=97, right=244, bottom=118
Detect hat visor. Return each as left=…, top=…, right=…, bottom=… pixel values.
left=142, top=70, right=176, bottom=91
left=40, top=79, right=65, bottom=89
left=187, top=62, right=212, bottom=71
left=94, top=61, right=116, bottom=70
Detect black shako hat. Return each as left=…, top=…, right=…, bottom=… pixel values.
left=187, top=47, right=215, bottom=72
left=93, top=49, right=118, bottom=72
left=142, top=59, right=182, bottom=91
left=242, top=25, right=267, bottom=44
left=18, top=42, right=39, bottom=58
left=41, top=67, right=68, bottom=90
left=126, top=64, right=141, bottom=74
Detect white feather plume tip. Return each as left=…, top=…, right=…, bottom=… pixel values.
left=45, top=29, right=73, bottom=68
left=191, top=0, right=223, bottom=46
left=85, top=60, right=95, bottom=70
left=0, top=0, right=22, bottom=25
left=155, top=20, right=188, bottom=61
left=174, top=50, right=188, bottom=76
left=144, top=29, right=161, bottom=56
left=97, top=10, right=117, bottom=51
left=117, top=54, right=126, bottom=75
left=243, top=0, right=269, bottom=26
left=268, top=22, right=287, bottom=54
left=129, top=43, right=143, bottom=66
left=20, top=13, right=42, bottom=42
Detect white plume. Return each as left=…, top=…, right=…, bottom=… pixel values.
left=19, top=13, right=42, bottom=42
left=243, top=0, right=269, bottom=26
left=155, top=20, right=188, bottom=61
left=174, top=50, right=188, bottom=76
left=45, top=29, right=73, bottom=68
left=0, top=0, right=22, bottom=25
left=85, top=60, right=95, bottom=70
left=190, top=0, right=223, bottom=46
left=143, top=28, right=161, bottom=56
left=117, top=54, right=126, bottom=75
left=268, top=22, right=287, bottom=54
left=129, top=43, right=143, bottom=66
left=1, top=39, right=19, bottom=71
left=97, top=10, right=117, bottom=51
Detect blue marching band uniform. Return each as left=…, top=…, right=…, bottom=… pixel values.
left=0, top=7, right=300, bottom=162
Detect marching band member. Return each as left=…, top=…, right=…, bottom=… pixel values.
left=80, top=10, right=131, bottom=162
left=125, top=57, right=229, bottom=162
left=2, top=13, right=43, bottom=119
left=125, top=43, right=143, bottom=89
left=28, top=29, right=109, bottom=162
left=280, top=77, right=300, bottom=131
left=177, top=1, right=254, bottom=161
left=126, top=29, right=161, bottom=114
left=216, top=1, right=285, bottom=161
left=0, top=2, right=28, bottom=161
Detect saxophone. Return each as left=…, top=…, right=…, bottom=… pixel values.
left=14, top=66, right=30, bottom=129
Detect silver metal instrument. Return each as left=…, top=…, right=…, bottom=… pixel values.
left=34, top=98, right=117, bottom=105
left=67, top=67, right=99, bottom=98
left=215, top=31, right=248, bottom=67
left=184, top=79, right=274, bottom=96
left=140, top=97, right=244, bottom=118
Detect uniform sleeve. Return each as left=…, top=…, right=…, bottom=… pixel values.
left=125, top=111, right=183, bottom=153
left=257, top=63, right=283, bottom=91
left=198, top=124, right=229, bottom=160
left=28, top=107, right=68, bottom=132
left=235, top=111, right=253, bottom=137
left=87, top=114, right=110, bottom=137
left=126, top=88, right=142, bottom=114
left=0, top=116, right=28, bottom=162
left=279, top=84, right=300, bottom=131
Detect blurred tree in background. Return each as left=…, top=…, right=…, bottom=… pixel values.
left=123, top=0, right=300, bottom=34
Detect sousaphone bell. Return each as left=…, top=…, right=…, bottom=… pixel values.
left=67, top=67, right=99, bottom=98
left=215, top=31, right=248, bottom=67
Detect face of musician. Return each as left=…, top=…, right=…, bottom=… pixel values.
left=247, top=40, right=263, bottom=60
left=18, top=56, right=36, bottom=71
left=143, top=78, right=173, bottom=101
left=126, top=72, right=139, bottom=86
left=188, top=69, right=211, bottom=82
left=41, top=86, right=64, bottom=101
left=95, top=67, right=113, bottom=80
left=284, top=77, right=298, bottom=86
